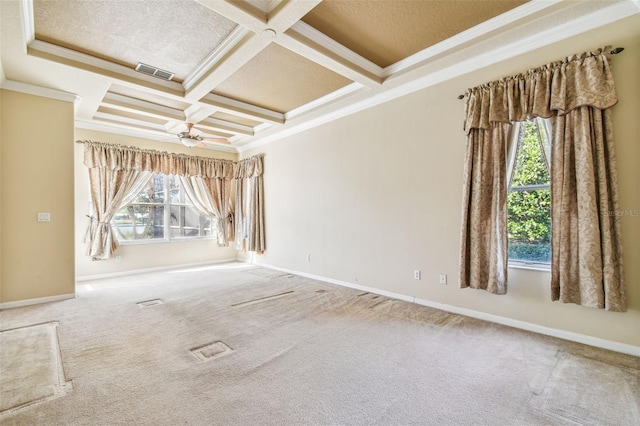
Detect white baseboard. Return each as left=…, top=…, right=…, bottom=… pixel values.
left=254, top=262, right=640, bottom=358
left=0, top=293, right=76, bottom=310
left=76, top=258, right=240, bottom=282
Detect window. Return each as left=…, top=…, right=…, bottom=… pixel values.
left=507, top=118, right=551, bottom=266
left=112, top=174, right=214, bottom=242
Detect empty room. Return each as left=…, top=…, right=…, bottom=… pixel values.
left=1, top=0, right=639, bottom=424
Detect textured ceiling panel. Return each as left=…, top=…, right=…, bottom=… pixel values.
left=212, top=43, right=352, bottom=113
left=33, top=0, right=238, bottom=81
left=302, top=0, right=528, bottom=68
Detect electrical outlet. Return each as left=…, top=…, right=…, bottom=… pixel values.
left=439, top=274, right=447, bottom=285
left=414, top=270, right=421, bottom=280
left=306, top=254, right=311, bottom=262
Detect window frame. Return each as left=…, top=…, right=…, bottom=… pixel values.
left=112, top=173, right=216, bottom=245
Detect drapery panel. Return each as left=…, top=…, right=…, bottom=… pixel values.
left=82, top=142, right=265, bottom=257
left=550, top=107, right=625, bottom=311
left=179, top=176, right=234, bottom=246
left=234, top=155, right=265, bottom=254
left=460, top=123, right=512, bottom=294
left=84, top=168, right=152, bottom=260
left=460, top=46, right=625, bottom=311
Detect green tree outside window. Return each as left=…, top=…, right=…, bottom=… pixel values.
left=507, top=119, right=551, bottom=264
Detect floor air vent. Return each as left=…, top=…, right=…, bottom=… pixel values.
left=190, top=341, right=233, bottom=362
left=134, top=63, right=174, bottom=81
left=136, top=299, right=164, bottom=307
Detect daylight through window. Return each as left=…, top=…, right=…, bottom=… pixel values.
left=112, top=174, right=214, bottom=242
left=507, top=118, right=551, bottom=265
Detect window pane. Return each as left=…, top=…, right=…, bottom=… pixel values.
left=133, top=174, right=165, bottom=203
left=112, top=205, right=165, bottom=240
left=508, top=119, right=552, bottom=264
left=169, top=205, right=204, bottom=238
left=168, top=175, right=192, bottom=205
left=507, top=189, right=551, bottom=263
left=511, top=121, right=550, bottom=187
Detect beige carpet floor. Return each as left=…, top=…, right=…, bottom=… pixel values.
left=0, top=262, right=638, bottom=425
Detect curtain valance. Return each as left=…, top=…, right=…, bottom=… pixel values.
left=82, top=141, right=241, bottom=179
left=464, top=46, right=617, bottom=134
left=234, top=154, right=264, bottom=179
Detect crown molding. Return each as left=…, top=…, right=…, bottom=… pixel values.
left=383, top=0, right=563, bottom=77
left=1, top=79, right=82, bottom=112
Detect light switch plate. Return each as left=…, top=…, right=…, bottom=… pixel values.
left=37, top=212, right=51, bottom=222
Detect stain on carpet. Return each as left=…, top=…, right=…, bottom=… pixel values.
left=529, top=352, right=640, bottom=424
left=231, top=291, right=294, bottom=307
left=0, top=322, right=73, bottom=418
left=245, top=268, right=295, bottom=279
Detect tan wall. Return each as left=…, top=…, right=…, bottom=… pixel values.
left=0, top=88, right=3, bottom=297
left=74, top=129, right=239, bottom=278
left=1, top=89, right=75, bottom=303
left=243, top=17, right=640, bottom=347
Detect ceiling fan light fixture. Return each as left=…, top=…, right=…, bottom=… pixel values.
left=180, top=137, right=200, bottom=147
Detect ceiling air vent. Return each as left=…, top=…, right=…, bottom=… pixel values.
left=134, top=63, right=174, bottom=81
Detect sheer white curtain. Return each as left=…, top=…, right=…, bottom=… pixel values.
left=179, top=176, right=234, bottom=246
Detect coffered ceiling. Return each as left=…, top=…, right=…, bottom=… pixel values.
left=1, top=0, right=639, bottom=153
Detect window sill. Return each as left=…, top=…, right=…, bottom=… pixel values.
left=118, top=237, right=217, bottom=246
left=508, top=262, right=550, bottom=272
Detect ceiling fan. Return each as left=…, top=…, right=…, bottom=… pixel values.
left=177, top=123, right=228, bottom=147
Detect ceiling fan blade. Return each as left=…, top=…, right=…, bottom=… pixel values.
left=194, top=141, right=207, bottom=148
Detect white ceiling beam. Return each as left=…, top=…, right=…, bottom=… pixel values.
left=182, top=26, right=251, bottom=92
left=102, top=92, right=255, bottom=136
left=101, top=92, right=185, bottom=121
left=186, top=0, right=321, bottom=102
left=195, top=0, right=267, bottom=32
left=190, top=0, right=381, bottom=98
left=184, top=33, right=271, bottom=102
left=200, top=93, right=285, bottom=125
left=276, top=32, right=382, bottom=87
left=198, top=117, right=255, bottom=136
left=266, top=0, right=322, bottom=32
left=28, top=40, right=183, bottom=93
left=93, top=110, right=168, bottom=132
